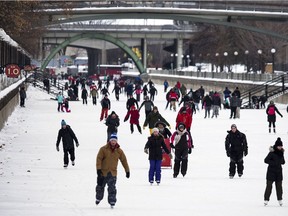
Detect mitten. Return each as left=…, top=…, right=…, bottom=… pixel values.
left=56, top=146, right=59, bottom=152
left=169, top=153, right=173, bottom=159
left=168, top=125, right=171, bottom=129
left=170, top=143, right=175, bottom=149
left=97, top=169, right=102, bottom=177
left=188, top=148, right=192, bottom=154
left=76, top=143, right=79, bottom=147
left=144, top=148, right=149, bottom=154
left=244, top=150, right=248, bottom=156
left=126, top=172, right=130, bottom=178
left=226, top=151, right=230, bottom=157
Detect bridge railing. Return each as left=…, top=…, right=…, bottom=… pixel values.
left=148, top=69, right=284, bottom=83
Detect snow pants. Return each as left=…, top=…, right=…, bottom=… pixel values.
left=130, top=124, right=142, bottom=134
left=264, top=180, right=283, bottom=201
left=100, top=108, right=109, bottom=121
left=174, top=148, right=189, bottom=176
left=229, top=157, right=244, bottom=176
left=149, top=160, right=162, bottom=183
left=96, top=172, right=117, bottom=205
left=63, top=148, right=75, bottom=165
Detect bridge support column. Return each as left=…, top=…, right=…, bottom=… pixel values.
left=141, top=38, right=147, bottom=72
left=101, top=41, right=107, bottom=64
left=176, top=38, right=183, bottom=69
left=87, top=48, right=99, bottom=76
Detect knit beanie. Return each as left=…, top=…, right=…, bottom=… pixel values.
left=61, top=120, right=66, bottom=126
left=152, top=128, right=159, bottom=133
left=274, top=137, right=283, bottom=147
left=110, top=133, right=118, bottom=141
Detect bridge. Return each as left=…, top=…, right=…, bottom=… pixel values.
left=37, top=0, right=288, bottom=74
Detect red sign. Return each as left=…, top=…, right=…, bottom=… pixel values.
left=5, top=64, right=21, bottom=78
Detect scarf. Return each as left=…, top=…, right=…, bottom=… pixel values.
left=174, top=129, right=187, bottom=145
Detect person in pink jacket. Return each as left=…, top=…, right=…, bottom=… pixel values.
left=124, top=105, right=142, bottom=134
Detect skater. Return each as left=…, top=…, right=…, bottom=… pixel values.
left=124, top=105, right=142, bottom=134
left=176, top=107, right=192, bottom=133
left=264, top=137, right=285, bottom=206
left=266, top=101, right=283, bottom=133
left=81, top=87, right=88, bottom=105
left=202, top=94, right=213, bottom=118
left=149, top=85, right=158, bottom=102
left=139, top=96, right=154, bottom=118
left=105, top=111, right=120, bottom=142
left=100, top=95, right=111, bottom=121
left=56, top=91, right=64, bottom=112
left=95, top=133, right=130, bottom=208
left=143, top=106, right=171, bottom=134
left=61, top=98, right=71, bottom=113
left=144, top=128, right=172, bottom=185
left=56, top=120, right=79, bottom=168
left=225, top=124, right=248, bottom=179
left=155, top=121, right=172, bottom=139
left=112, top=83, right=121, bottom=101
left=126, top=94, right=139, bottom=110
left=211, top=91, right=221, bottom=118
left=170, top=123, right=193, bottom=178
left=19, top=85, right=26, bottom=107
left=163, top=79, right=169, bottom=92
left=90, top=85, right=98, bottom=105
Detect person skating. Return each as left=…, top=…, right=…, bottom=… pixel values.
left=124, top=105, right=142, bottom=134
left=100, top=95, right=111, bottom=121
left=264, top=137, right=285, bottom=206
left=170, top=123, right=193, bottom=178
left=105, top=111, right=120, bottom=142
left=81, top=87, right=88, bottom=105
left=95, top=133, right=130, bottom=208
left=56, top=120, right=79, bottom=168
left=139, top=96, right=154, bottom=118
left=266, top=101, right=283, bottom=133
left=225, top=124, right=248, bottom=178
left=144, top=128, right=172, bottom=185
left=19, top=85, right=26, bottom=107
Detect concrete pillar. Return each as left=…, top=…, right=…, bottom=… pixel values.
left=87, top=48, right=99, bottom=76
left=101, top=41, right=107, bottom=64
left=141, top=38, right=147, bottom=72
left=176, top=38, right=183, bottom=69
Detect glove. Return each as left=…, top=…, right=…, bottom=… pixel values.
left=244, top=151, right=248, bottom=156
left=97, top=169, right=102, bottom=177
left=76, top=143, right=79, bottom=147
left=226, top=151, right=230, bottom=157
left=56, top=146, right=59, bottom=152
left=168, top=153, right=173, bottom=159
left=168, top=125, right=171, bottom=129
left=188, top=148, right=192, bottom=154
left=143, top=126, right=146, bottom=130
left=126, top=172, right=130, bottom=178
left=170, top=143, right=175, bottom=149
left=144, top=148, right=149, bottom=154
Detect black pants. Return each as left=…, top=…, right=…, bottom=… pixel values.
left=82, top=98, right=87, bottom=104
left=229, top=158, right=244, bottom=176
left=20, top=98, right=25, bottom=107
left=92, top=97, right=97, bottom=105
left=264, top=180, right=283, bottom=201
left=130, top=124, right=141, bottom=133
left=96, top=172, right=117, bottom=205
left=268, top=121, right=276, bottom=128
left=63, top=148, right=75, bottom=165
left=230, top=106, right=237, bottom=118
left=174, top=148, right=188, bottom=176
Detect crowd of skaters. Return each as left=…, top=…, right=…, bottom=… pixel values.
left=51, top=76, right=285, bottom=208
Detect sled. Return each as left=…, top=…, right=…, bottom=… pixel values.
left=161, top=138, right=172, bottom=168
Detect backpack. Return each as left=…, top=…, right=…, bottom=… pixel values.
left=268, top=106, right=275, bottom=115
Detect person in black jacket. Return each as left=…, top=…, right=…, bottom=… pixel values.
left=225, top=124, right=248, bottom=178
left=264, top=137, right=285, bottom=206
left=105, top=111, right=120, bottom=142
left=266, top=101, right=283, bottom=133
left=56, top=120, right=79, bottom=168
left=144, top=128, right=172, bottom=185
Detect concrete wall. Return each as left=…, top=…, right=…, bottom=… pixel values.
left=141, top=73, right=288, bottom=104
left=0, top=83, right=27, bottom=131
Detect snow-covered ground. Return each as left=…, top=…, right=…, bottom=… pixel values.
left=0, top=82, right=287, bottom=216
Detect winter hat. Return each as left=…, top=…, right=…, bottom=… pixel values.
left=231, top=124, right=237, bottom=129
left=269, top=101, right=274, bottom=105
left=153, top=106, right=158, bottom=111
left=110, top=133, right=118, bottom=141
left=274, top=137, right=283, bottom=147
left=178, top=123, right=186, bottom=130
left=61, top=120, right=66, bottom=126
left=152, top=128, right=159, bottom=133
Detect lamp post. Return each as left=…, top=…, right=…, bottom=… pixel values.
left=234, top=51, right=238, bottom=72
left=170, top=53, right=174, bottom=71
left=224, top=52, right=228, bottom=72
left=215, top=53, right=219, bottom=72
left=245, top=50, right=249, bottom=72
left=186, top=55, right=190, bottom=68
left=271, top=48, right=276, bottom=73
left=181, top=54, right=184, bottom=68
left=257, top=49, right=262, bottom=73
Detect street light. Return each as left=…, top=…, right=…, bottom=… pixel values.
left=257, top=49, right=262, bottom=73
left=245, top=50, right=249, bottom=72
left=181, top=54, right=184, bottom=68
left=224, top=52, right=228, bottom=72
left=215, top=53, right=219, bottom=72
left=234, top=51, right=238, bottom=72
left=271, top=48, right=276, bottom=73
left=170, top=53, right=174, bottom=71
left=186, top=55, right=190, bottom=67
